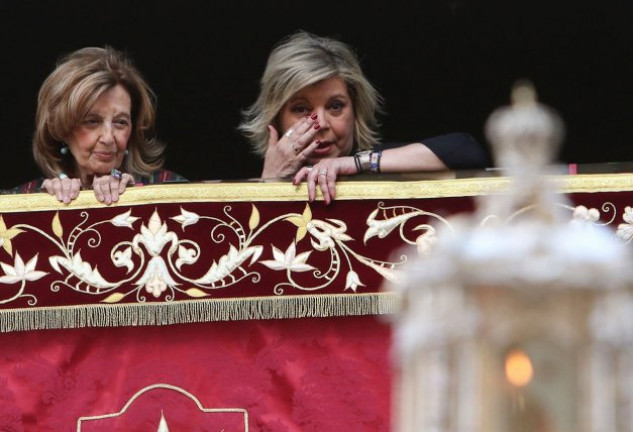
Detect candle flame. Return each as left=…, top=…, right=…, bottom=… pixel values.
left=505, top=349, right=533, bottom=387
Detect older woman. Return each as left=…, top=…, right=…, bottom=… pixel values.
left=239, top=31, right=488, bottom=204
left=10, top=46, right=185, bottom=204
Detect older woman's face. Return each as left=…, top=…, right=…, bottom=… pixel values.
left=279, top=77, right=355, bottom=162
left=66, top=84, right=132, bottom=183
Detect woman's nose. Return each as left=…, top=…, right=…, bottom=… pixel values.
left=313, top=109, right=329, bottom=129
left=99, top=122, right=115, bottom=144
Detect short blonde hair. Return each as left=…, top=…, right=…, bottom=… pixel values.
left=33, top=46, right=164, bottom=178
left=239, top=31, right=383, bottom=156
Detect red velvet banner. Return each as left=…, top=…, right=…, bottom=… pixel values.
left=0, top=175, right=632, bottom=430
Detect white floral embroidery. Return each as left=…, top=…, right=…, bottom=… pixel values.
left=571, top=205, right=600, bottom=227
left=617, top=206, right=633, bottom=242
left=171, top=207, right=200, bottom=229
left=135, top=256, right=179, bottom=298
left=49, top=252, right=117, bottom=289
left=261, top=242, right=315, bottom=272
left=193, top=245, right=262, bottom=284
left=113, top=246, right=134, bottom=273
left=0, top=253, right=47, bottom=284
left=345, top=270, right=365, bottom=292
left=176, top=245, right=198, bottom=270
left=133, top=210, right=178, bottom=257
left=415, top=226, right=437, bottom=255
left=111, top=210, right=140, bottom=228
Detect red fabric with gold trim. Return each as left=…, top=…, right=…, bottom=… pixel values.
left=0, top=197, right=475, bottom=310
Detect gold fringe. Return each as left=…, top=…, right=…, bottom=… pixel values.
left=0, top=292, right=399, bottom=333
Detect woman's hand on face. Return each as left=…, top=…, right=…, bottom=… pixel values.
left=261, top=116, right=320, bottom=178
left=92, top=172, right=136, bottom=205
left=293, top=156, right=356, bottom=205
left=42, top=177, right=82, bottom=204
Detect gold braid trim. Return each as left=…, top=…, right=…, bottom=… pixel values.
left=3, top=174, right=633, bottom=212
left=0, top=292, right=399, bottom=333
left=77, top=383, right=249, bottom=429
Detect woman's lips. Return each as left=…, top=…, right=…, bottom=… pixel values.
left=93, top=152, right=116, bottom=161
left=312, top=141, right=332, bottom=155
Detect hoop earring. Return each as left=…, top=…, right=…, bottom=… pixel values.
left=60, top=144, right=69, bottom=155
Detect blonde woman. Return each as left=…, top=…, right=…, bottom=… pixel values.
left=239, top=30, right=488, bottom=204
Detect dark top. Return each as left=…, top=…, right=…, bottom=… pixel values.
left=379, top=132, right=490, bottom=170
left=2, top=169, right=187, bottom=194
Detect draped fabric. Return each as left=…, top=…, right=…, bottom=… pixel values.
left=0, top=316, right=391, bottom=431
left=0, top=176, right=631, bottom=430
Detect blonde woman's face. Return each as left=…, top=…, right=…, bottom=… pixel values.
left=279, top=77, right=355, bottom=162
left=67, top=84, right=132, bottom=184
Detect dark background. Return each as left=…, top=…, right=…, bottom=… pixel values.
left=1, top=1, right=632, bottom=189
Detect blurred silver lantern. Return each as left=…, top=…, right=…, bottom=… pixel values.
left=390, top=81, right=633, bottom=432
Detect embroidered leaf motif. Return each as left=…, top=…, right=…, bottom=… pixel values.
left=303, top=204, right=312, bottom=221
left=113, top=247, right=134, bottom=273
left=0, top=216, right=24, bottom=256
left=285, top=204, right=313, bottom=242
left=185, top=288, right=209, bottom=298
left=52, top=212, right=63, bottom=238
left=176, top=245, right=198, bottom=270
left=101, top=292, right=125, bottom=303
left=171, top=207, right=200, bottom=229
left=111, top=209, right=140, bottom=228
left=49, top=252, right=117, bottom=289
left=193, top=245, right=262, bottom=284
left=249, top=204, right=260, bottom=230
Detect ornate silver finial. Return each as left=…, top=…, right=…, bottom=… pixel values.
left=390, top=82, right=633, bottom=432
left=480, top=80, right=567, bottom=222
left=485, top=79, right=565, bottom=178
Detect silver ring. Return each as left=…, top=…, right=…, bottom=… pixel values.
left=284, top=129, right=294, bottom=138
left=318, top=170, right=327, bottom=176
left=58, top=172, right=68, bottom=179
left=111, top=168, right=123, bottom=179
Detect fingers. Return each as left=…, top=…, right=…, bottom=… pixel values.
left=93, top=175, right=118, bottom=204
left=42, top=177, right=81, bottom=204
left=42, top=171, right=133, bottom=205
left=68, top=180, right=81, bottom=201
left=118, top=173, right=136, bottom=193
left=316, top=168, right=334, bottom=205
left=295, top=165, right=337, bottom=205
left=93, top=172, right=135, bottom=205
left=263, top=122, right=319, bottom=178
left=281, top=115, right=320, bottom=155
left=292, top=166, right=311, bottom=185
